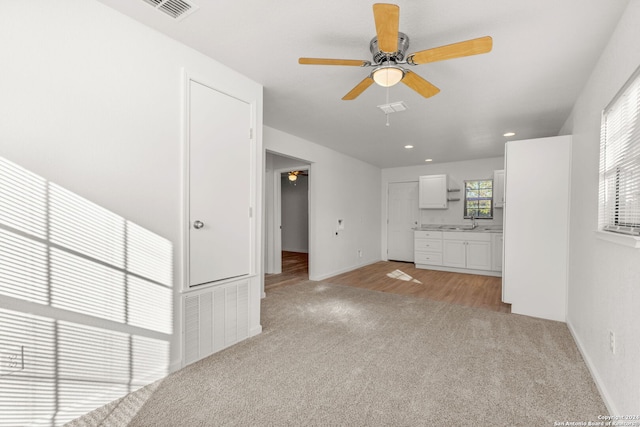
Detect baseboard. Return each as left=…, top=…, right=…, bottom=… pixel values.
left=249, top=325, right=262, bottom=337
left=566, top=318, right=616, bottom=415
left=415, top=263, right=502, bottom=277
left=311, top=258, right=381, bottom=282
left=169, top=359, right=183, bottom=373
left=282, top=248, right=309, bottom=254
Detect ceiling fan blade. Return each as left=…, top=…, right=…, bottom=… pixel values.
left=299, top=58, right=368, bottom=66
left=401, top=71, right=440, bottom=98
left=342, top=77, right=375, bottom=100
left=408, top=36, right=493, bottom=65
left=373, top=3, right=400, bottom=53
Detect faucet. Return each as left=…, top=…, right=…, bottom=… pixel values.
left=470, top=214, right=477, bottom=229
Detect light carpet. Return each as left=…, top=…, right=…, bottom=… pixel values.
left=70, top=281, right=607, bottom=426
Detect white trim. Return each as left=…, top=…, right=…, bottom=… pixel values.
left=311, top=259, right=380, bottom=282
left=415, top=264, right=502, bottom=277
left=181, top=69, right=260, bottom=291
left=566, top=319, right=617, bottom=415
left=595, top=230, right=640, bottom=248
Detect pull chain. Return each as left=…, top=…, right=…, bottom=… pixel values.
left=385, top=86, right=390, bottom=127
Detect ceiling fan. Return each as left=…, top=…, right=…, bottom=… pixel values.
left=286, top=170, right=307, bottom=184
left=299, top=3, right=492, bottom=100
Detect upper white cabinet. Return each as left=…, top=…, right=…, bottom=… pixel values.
left=419, top=174, right=448, bottom=209
left=493, top=169, right=505, bottom=208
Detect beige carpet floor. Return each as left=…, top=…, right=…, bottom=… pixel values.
left=70, top=281, right=607, bottom=426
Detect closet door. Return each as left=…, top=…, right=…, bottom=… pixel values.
left=188, top=80, right=251, bottom=287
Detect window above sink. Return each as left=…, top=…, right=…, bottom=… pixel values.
left=464, top=179, right=493, bottom=219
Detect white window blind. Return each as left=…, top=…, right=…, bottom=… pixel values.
left=599, top=65, right=640, bottom=236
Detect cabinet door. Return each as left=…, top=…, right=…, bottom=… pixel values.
left=442, top=239, right=466, bottom=268
left=493, top=170, right=505, bottom=208
left=492, top=233, right=503, bottom=271
left=466, top=240, right=492, bottom=271
left=419, top=175, right=448, bottom=209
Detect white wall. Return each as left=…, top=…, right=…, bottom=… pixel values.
left=381, top=157, right=504, bottom=259
left=560, top=0, right=640, bottom=415
left=264, top=126, right=382, bottom=280
left=0, top=0, right=262, bottom=422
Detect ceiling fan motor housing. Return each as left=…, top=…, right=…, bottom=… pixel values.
left=370, top=32, right=410, bottom=63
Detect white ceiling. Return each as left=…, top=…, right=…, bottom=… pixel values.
left=98, top=0, right=629, bottom=168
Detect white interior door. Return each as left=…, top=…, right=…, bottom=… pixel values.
left=188, top=80, right=251, bottom=287
left=387, top=182, right=419, bottom=262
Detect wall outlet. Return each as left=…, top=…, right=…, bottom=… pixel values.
left=0, top=345, right=24, bottom=376
left=609, top=331, right=616, bottom=354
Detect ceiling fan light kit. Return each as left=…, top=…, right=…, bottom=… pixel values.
left=372, top=64, right=405, bottom=87
left=298, top=3, right=492, bottom=100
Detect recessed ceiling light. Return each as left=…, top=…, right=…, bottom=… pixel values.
left=425, top=158, right=433, bottom=162
left=404, top=145, right=414, bottom=149
left=503, top=132, right=516, bottom=137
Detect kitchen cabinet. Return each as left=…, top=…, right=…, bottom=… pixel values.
left=492, top=233, right=503, bottom=272
left=419, top=174, right=448, bottom=209
left=493, top=170, right=505, bottom=208
left=414, top=230, right=443, bottom=266
left=442, top=232, right=492, bottom=271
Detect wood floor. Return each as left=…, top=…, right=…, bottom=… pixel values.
left=264, top=251, right=309, bottom=290
left=265, top=252, right=511, bottom=313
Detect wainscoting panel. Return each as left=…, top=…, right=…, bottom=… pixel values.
left=183, top=280, right=250, bottom=366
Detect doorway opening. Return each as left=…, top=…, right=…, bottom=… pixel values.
left=264, top=152, right=311, bottom=292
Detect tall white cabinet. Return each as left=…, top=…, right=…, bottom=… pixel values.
left=502, top=136, right=571, bottom=322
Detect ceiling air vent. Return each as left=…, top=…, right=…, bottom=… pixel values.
left=377, top=101, right=408, bottom=114
left=142, top=0, right=199, bottom=21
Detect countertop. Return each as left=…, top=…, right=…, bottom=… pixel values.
left=414, top=224, right=503, bottom=233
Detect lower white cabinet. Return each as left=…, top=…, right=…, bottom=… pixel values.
left=442, top=232, right=492, bottom=271
left=415, top=230, right=500, bottom=276
left=492, top=233, right=503, bottom=272
left=414, top=230, right=443, bottom=266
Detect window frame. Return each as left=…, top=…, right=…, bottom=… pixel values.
left=598, top=64, right=640, bottom=242
left=463, top=179, right=494, bottom=219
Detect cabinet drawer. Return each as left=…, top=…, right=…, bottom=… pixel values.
left=414, top=238, right=442, bottom=252
left=415, top=252, right=443, bottom=265
left=415, top=230, right=443, bottom=239
left=442, top=231, right=491, bottom=242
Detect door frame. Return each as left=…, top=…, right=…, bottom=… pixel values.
left=181, top=69, right=259, bottom=292
left=385, top=180, right=419, bottom=261
left=271, top=165, right=310, bottom=275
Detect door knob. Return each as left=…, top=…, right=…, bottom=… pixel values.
left=193, top=220, right=204, bottom=229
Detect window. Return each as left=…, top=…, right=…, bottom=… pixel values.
left=464, top=179, right=493, bottom=219
left=599, top=65, right=640, bottom=236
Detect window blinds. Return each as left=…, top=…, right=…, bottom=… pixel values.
left=599, top=65, right=640, bottom=235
